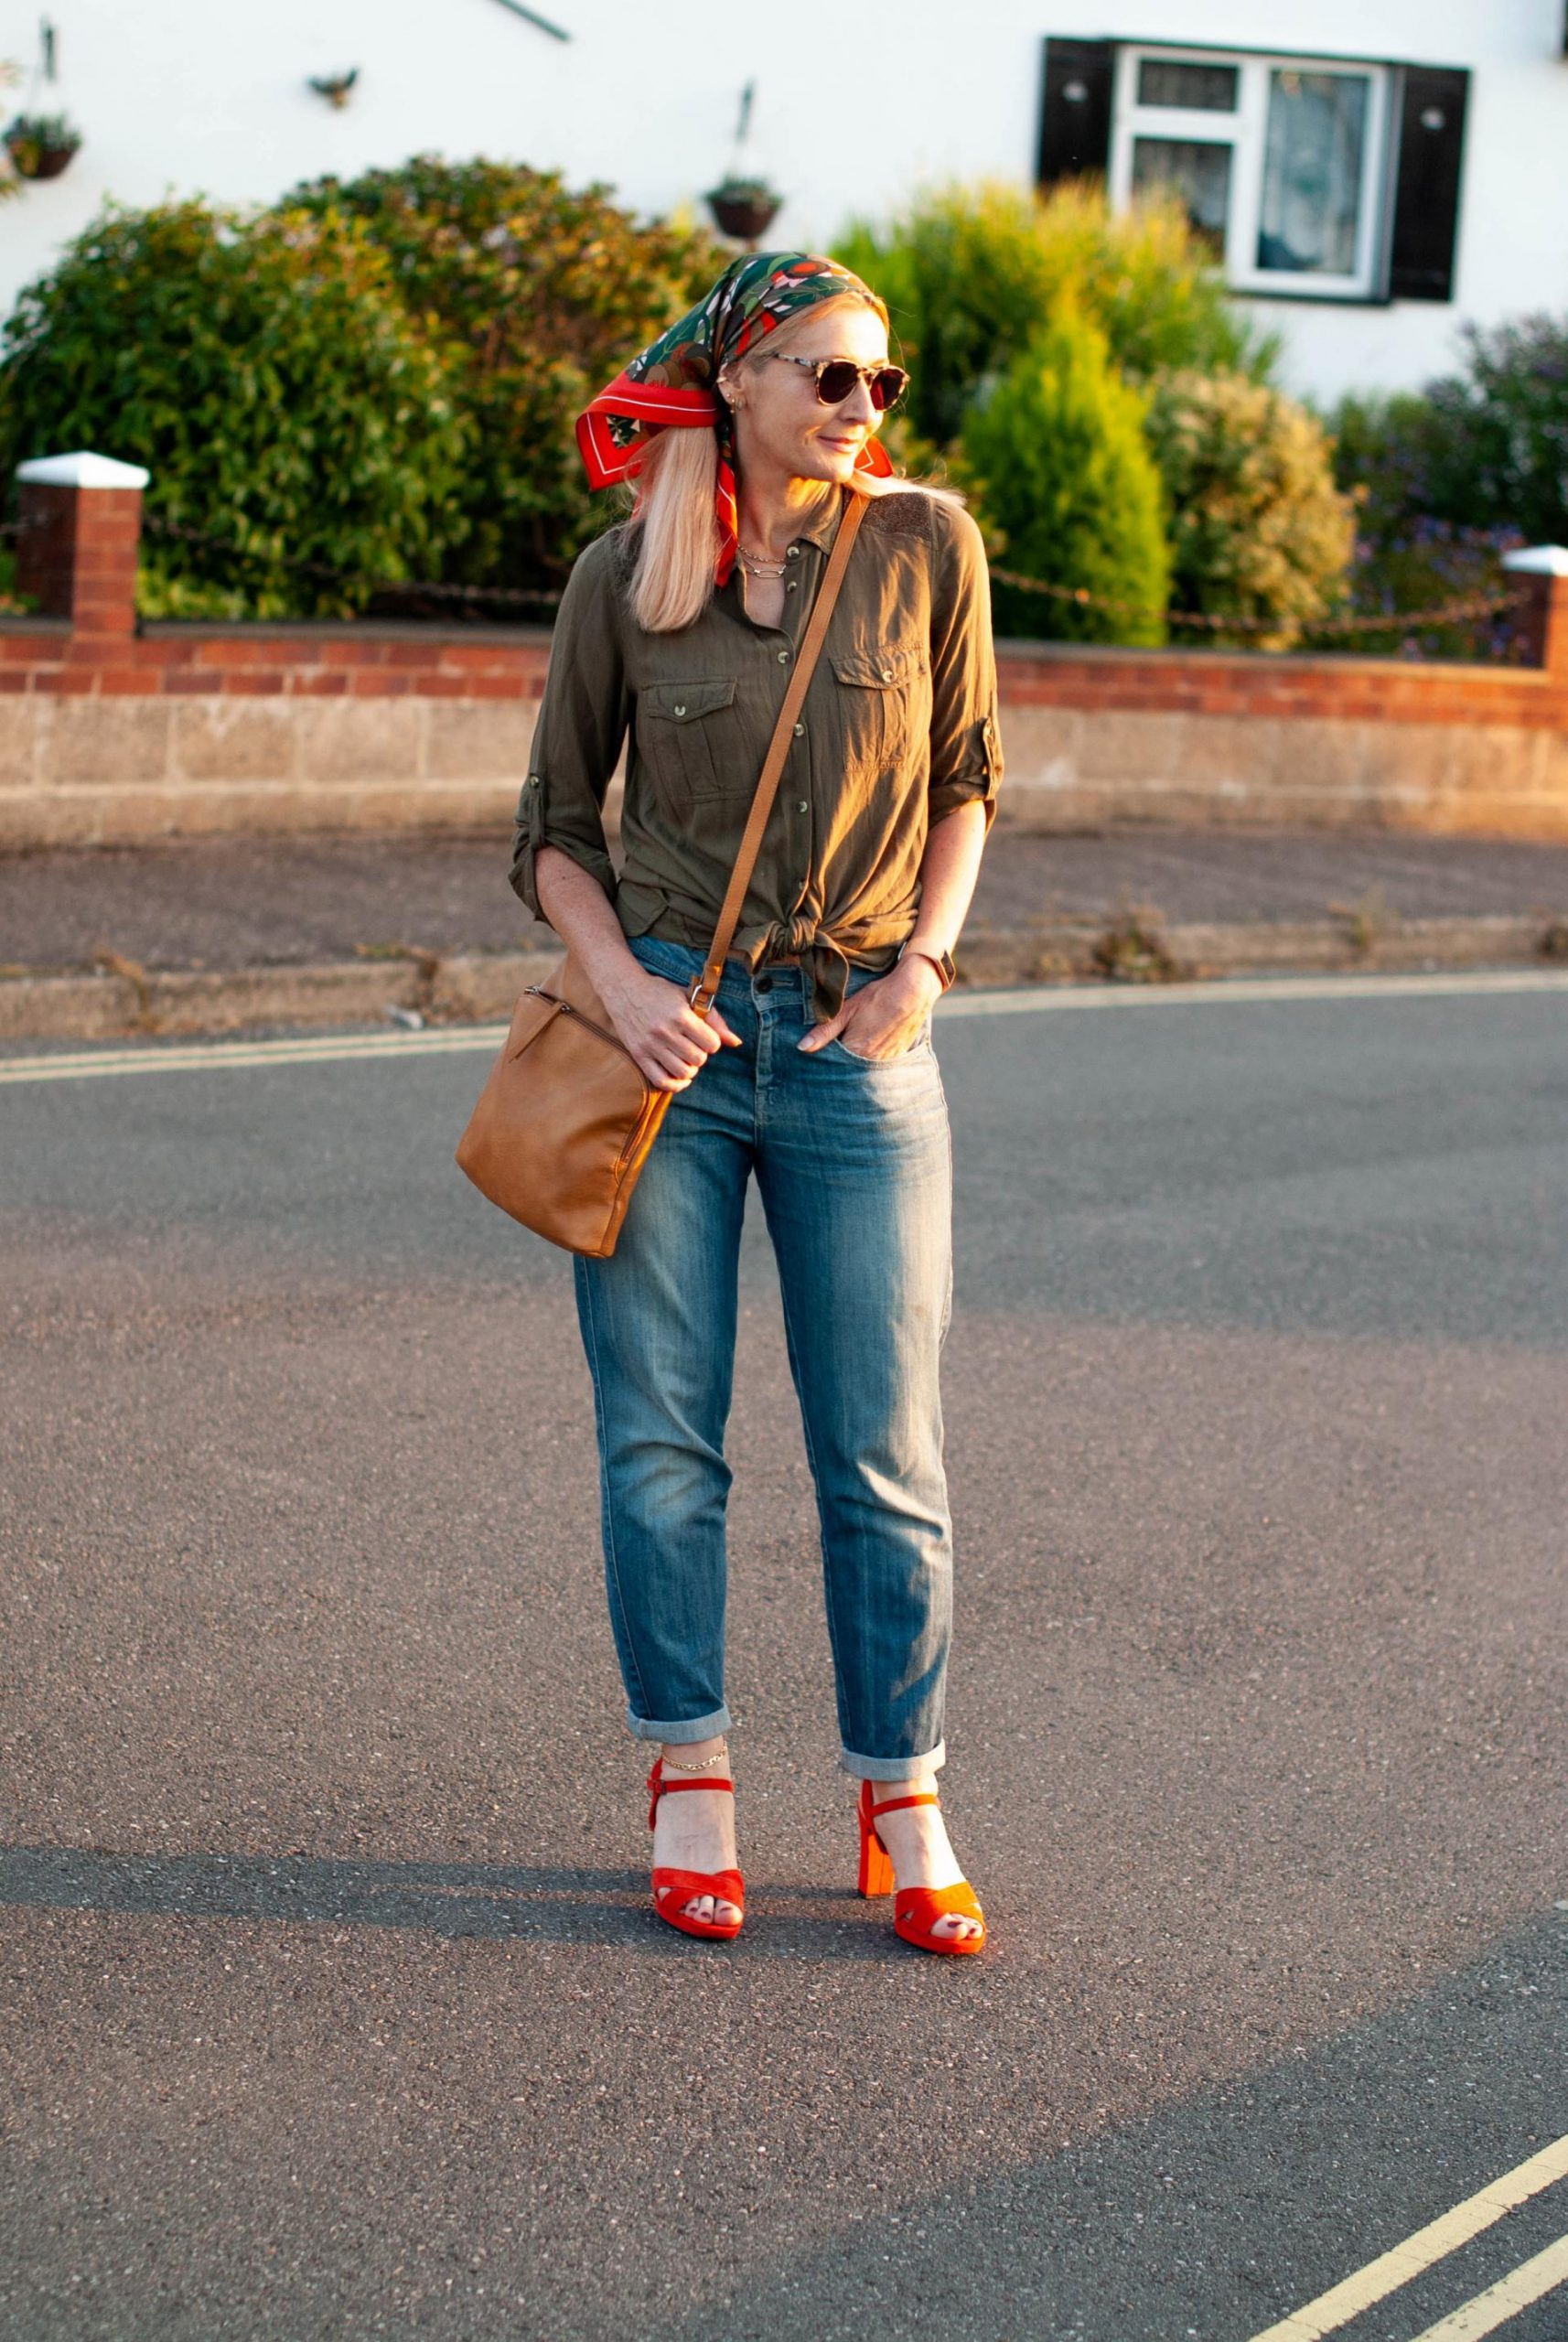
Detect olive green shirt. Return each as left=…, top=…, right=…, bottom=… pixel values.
left=508, top=480, right=1003, bottom=1023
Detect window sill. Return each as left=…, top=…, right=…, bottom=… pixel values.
left=1229, top=284, right=1410, bottom=309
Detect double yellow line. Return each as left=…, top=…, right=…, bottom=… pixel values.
left=1248, top=2133, right=1568, bottom=2341
left=0, top=1026, right=511, bottom=1086
left=3, top=967, right=1566, bottom=1087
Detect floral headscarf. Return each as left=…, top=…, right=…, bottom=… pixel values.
left=575, top=251, right=894, bottom=586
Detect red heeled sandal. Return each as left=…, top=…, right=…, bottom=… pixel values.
left=647, top=1758, right=745, bottom=1941
left=857, top=1780, right=986, bottom=1955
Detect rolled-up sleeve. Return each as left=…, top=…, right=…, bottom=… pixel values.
left=508, top=531, right=629, bottom=923
left=926, top=500, right=1003, bottom=833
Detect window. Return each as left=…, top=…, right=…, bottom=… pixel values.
left=1037, top=39, right=1470, bottom=306
left=1108, top=46, right=1391, bottom=300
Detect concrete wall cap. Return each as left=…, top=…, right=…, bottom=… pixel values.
left=1503, top=546, right=1568, bottom=576
left=16, top=451, right=151, bottom=489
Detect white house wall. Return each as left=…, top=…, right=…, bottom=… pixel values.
left=0, top=0, right=1564, bottom=404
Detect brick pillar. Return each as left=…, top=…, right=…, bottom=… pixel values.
left=14, top=450, right=149, bottom=638
left=1503, top=546, right=1568, bottom=680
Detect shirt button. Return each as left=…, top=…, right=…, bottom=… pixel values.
left=786, top=545, right=800, bottom=560
left=880, top=666, right=894, bottom=682
left=786, top=580, right=799, bottom=592
left=793, top=721, right=805, bottom=736
left=795, top=800, right=809, bottom=814
left=671, top=704, right=686, bottom=717
left=777, top=649, right=789, bottom=664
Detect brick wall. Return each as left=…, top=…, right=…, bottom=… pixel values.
left=3, top=462, right=1565, bottom=847
left=0, top=620, right=553, bottom=845
left=993, top=625, right=1568, bottom=836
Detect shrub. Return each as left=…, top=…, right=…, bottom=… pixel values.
left=1333, top=521, right=1528, bottom=661
left=834, top=178, right=1270, bottom=449
left=1144, top=370, right=1356, bottom=650
left=953, top=306, right=1170, bottom=644
left=1331, top=389, right=1452, bottom=542
left=0, top=199, right=468, bottom=617
left=285, top=156, right=725, bottom=592
left=1421, top=315, right=1568, bottom=546
left=1326, top=331, right=1563, bottom=660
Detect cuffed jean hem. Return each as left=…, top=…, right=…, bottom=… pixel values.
left=627, top=1703, right=733, bottom=1746
left=837, top=1737, right=947, bottom=1782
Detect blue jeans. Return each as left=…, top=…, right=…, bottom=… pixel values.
left=572, top=932, right=955, bottom=1781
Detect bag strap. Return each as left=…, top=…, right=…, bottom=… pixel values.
left=687, top=486, right=869, bottom=1015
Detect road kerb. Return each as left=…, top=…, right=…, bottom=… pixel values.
left=0, top=918, right=1563, bottom=1046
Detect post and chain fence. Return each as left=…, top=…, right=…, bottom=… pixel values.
left=143, top=515, right=1535, bottom=648
left=0, top=507, right=1538, bottom=650
left=139, top=515, right=566, bottom=614
left=987, top=565, right=1530, bottom=643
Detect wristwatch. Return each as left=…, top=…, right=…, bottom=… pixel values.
left=899, top=941, right=957, bottom=993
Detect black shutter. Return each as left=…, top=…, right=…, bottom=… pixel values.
left=1388, top=65, right=1469, bottom=302
left=1036, top=38, right=1117, bottom=188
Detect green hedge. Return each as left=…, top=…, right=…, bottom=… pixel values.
left=1326, top=318, right=1568, bottom=660
left=0, top=199, right=468, bottom=618
left=284, top=157, right=725, bottom=595
left=833, top=178, right=1337, bottom=643
left=954, top=306, right=1170, bottom=647
left=834, top=178, right=1271, bottom=449
left=0, top=163, right=1373, bottom=646
left=1145, top=371, right=1357, bottom=650
left=0, top=164, right=724, bottom=617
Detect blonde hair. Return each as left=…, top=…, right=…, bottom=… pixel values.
left=626, top=291, right=897, bottom=635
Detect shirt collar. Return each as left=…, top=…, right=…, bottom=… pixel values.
left=786, top=482, right=848, bottom=553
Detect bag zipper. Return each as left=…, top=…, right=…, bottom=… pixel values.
left=516, top=985, right=661, bottom=1176
left=615, top=1086, right=666, bottom=1174
left=523, top=984, right=639, bottom=1062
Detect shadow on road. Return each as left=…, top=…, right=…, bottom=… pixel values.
left=0, top=1842, right=910, bottom=1961
left=628, top=1904, right=1568, bottom=2342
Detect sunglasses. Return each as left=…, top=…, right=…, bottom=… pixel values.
left=766, top=354, right=910, bottom=411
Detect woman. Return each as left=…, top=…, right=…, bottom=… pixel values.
left=510, top=252, right=1002, bottom=1953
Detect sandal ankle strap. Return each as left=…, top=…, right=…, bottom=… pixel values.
left=867, top=1789, right=940, bottom=1818
left=647, top=1758, right=735, bottom=1828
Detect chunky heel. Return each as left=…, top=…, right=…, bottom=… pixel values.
left=647, top=1758, right=745, bottom=1941
left=856, top=1779, right=986, bottom=1956
left=857, top=1780, right=896, bottom=1897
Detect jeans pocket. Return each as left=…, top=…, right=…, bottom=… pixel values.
left=628, top=934, right=704, bottom=983
left=830, top=1021, right=934, bottom=1064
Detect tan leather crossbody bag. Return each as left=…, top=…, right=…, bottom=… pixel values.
left=455, top=488, right=868, bottom=1258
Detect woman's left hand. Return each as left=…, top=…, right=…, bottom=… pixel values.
left=797, top=955, right=943, bottom=1061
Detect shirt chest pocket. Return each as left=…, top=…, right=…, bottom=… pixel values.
left=639, top=678, right=741, bottom=804
left=829, top=640, right=930, bottom=777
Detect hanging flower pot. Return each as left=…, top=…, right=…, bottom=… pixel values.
left=307, top=69, right=360, bottom=110
left=5, top=112, right=82, bottom=180
left=705, top=177, right=782, bottom=244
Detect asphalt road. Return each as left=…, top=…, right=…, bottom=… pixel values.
left=2, top=976, right=1565, bottom=2342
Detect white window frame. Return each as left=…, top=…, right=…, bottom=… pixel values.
left=1108, top=44, right=1392, bottom=302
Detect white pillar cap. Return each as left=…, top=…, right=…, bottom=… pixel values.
left=16, top=451, right=151, bottom=489
left=1502, top=546, right=1568, bottom=576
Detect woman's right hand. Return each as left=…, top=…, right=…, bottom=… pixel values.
left=602, top=965, right=743, bottom=1091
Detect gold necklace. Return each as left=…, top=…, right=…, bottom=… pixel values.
left=738, top=484, right=836, bottom=578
